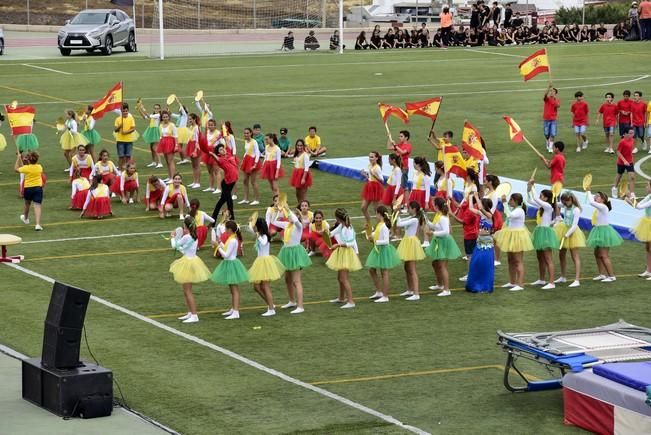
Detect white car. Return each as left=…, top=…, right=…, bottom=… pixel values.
left=57, top=9, right=136, bottom=56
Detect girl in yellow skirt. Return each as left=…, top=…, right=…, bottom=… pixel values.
left=526, top=181, right=559, bottom=290
left=586, top=191, right=623, bottom=282
left=211, top=221, right=249, bottom=320
left=495, top=193, right=534, bottom=292
left=169, top=216, right=212, bottom=324
left=629, top=180, right=651, bottom=280
left=366, top=205, right=402, bottom=303
left=171, top=104, right=190, bottom=165
left=554, top=192, right=586, bottom=288
left=327, top=208, right=362, bottom=309
left=248, top=218, right=285, bottom=316
left=396, top=201, right=427, bottom=300
left=60, top=110, right=88, bottom=172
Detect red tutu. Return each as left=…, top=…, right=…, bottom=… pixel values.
left=147, top=189, right=163, bottom=206
left=70, top=189, right=89, bottom=210
left=409, top=190, right=434, bottom=211
left=110, top=178, right=122, bottom=195
left=434, top=190, right=448, bottom=199
left=240, top=155, right=261, bottom=174
left=196, top=225, right=208, bottom=248
left=492, top=209, right=504, bottom=232
left=80, top=167, right=92, bottom=180
left=290, top=168, right=313, bottom=188
left=165, top=193, right=181, bottom=207
left=186, top=140, right=201, bottom=158
left=101, top=173, right=117, bottom=187
left=157, top=136, right=177, bottom=154
left=381, top=185, right=404, bottom=206
left=308, top=231, right=332, bottom=259
left=361, top=181, right=384, bottom=202
left=84, top=197, right=112, bottom=218
left=123, top=179, right=138, bottom=193
left=260, top=161, right=284, bottom=180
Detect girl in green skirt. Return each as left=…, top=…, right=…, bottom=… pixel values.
left=425, top=197, right=462, bottom=297
left=527, top=181, right=559, bottom=289
left=586, top=191, right=623, bottom=282
left=211, top=221, right=249, bottom=319
left=366, top=205, right=402, bottom=303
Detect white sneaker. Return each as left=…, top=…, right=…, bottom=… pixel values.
left=509, top=285, right=524, bottom=292
left=458, top=275, right=468, bottom=282
left=647, top=276, right=651, bottom=281
left=261, top=309, right=276, bottom=317
left=178, top=159, right=190, bottom=164
left=250, top=200, right=260, bottom=206
left=530, top=280, right=546, bottom=286
left=225, top=311, right=240, bottom=320
left=399, top=290, right=414, bottom=296
left=111, top=193, right=116, bottom=198
left=369, top=291, right=383, bottom=299
left=340, top=302, right=356, bottom=309
left=290, top=307, right=305, bottom=314
left=405, top=294, right=421, bottom=301
left=633, top=148, right=639, bottom=154
left=462, top=255, right=469, bottom=261
left=374, top=296, right=389, bottom=303
left=281, top=301, right=297, bottom=309
left=428, top=284, right=442, bottom=290
left=582, top=141, right=588, bottom=149
left=638, top=271, right=651, bottom=278
left=307, top=251, right=315, bottom=257
left=554, top=277, right=567, bottom=283
left=203, top=187, right=215, bottom=192
left=541, top=283, right=556, bottom=290
left=329, top=298, right=344, bottom=303
left=35, top=225, right=43, bottom=231
left=592, top=274, right=607, bottom=281
left=609, top=149, right=615, bottom=154
left=232, top=195, right=238, bottom=200
left=156, top=163, right=164, bottom=168
left=179, top=214, right=185, bottom=220
left=648, top=148, right=651, bottom=154
left=494, top=261, right=501, bottom=266
left=221, top=309, right=233, bottom=316
left=147, top=162, right=156, bottom=168
left=501, top=282, right=514, bottom=288
left=128, top=198, right=134, bottom=204
left=20, top=214, right=29, bottom=224
left=214, top=188, right=222, bottom=194
left=611, top=187, right=618, bottom=198
left=64, top=167, right=71, bottom=172
left=182, top=314, right=199, bottom=323
left=602, top=276, right=616, bottom=282
left=576, top=146, right=581, bottom=153
left=421, top=241, right=430, bottom=248
left=238, top=199, right=250, bottom=204
left=191, top=183, right=201, bottom=189
left=604, top=148, right=612, bottom=153
left=569, top=280, right=581, bottom=288
left=177, top=312, right=192, bottom=320
left=212, top=189, right=221, bottom=195
left=437, top=290, right=451, bottom=297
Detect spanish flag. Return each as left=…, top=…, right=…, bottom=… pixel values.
left=378, top=103, right=409, bottom=124
left=91, top=82, right=123, bottom=120
left=405, top=97, right=442, bottom=121
left=442, top=145, right=467, bottom=178
left=4, top=105, right=35, bottom=136
left=518, top=48, right=550, bottom=81
left=503, top=116, right=524, bottom=143
left=461, top=121, right=485, bottom=161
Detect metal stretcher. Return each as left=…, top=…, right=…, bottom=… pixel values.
left=497, top=320, right=651, bottom=393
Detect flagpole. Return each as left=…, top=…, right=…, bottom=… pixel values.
left=383, top=121, right=393, bottom=143
left=522, top=134, right=545, bottom=160
left=428, top=97, right=444, bottom=135
left=544, top=47, right=553, bottom=83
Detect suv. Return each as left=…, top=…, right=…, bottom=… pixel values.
left=0, top=28, right=4, bottom=55
left=57, top=9, right=136, bottom=56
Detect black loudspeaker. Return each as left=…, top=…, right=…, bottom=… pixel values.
left=22, top=357, right=113, bottom=418
left=41, top=282, right=90, bottom=369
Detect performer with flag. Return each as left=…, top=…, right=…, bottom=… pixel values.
left=386, top=130, right=412, bottom=209
left=461, top=121, right=487, bottom=181
left=405, top=97, right=442, bottom=133
left=5, top=104, right=39, bottom=152
left=378, top=103, right=409, bottom=141
left=113, top=102, right=138, bottom=171
left=91, top=82, right=123, bottom=120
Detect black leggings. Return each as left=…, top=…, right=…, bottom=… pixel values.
left=211, top=181, right=235, bottom=222
left=441, top=27, right=452, bottom=46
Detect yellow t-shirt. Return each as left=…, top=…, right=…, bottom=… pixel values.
left=114, top=114, right=137, bottom=142
left=304, top=134, right=321, bottom=152
left=19, top=164, right=43, bottom=188
left=647, top=101, right=651, bottom=125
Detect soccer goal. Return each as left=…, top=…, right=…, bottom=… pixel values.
left=149, top=0, right=345, bottom=58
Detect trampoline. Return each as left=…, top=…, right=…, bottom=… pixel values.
left=497, top=320, right=651, bottom=392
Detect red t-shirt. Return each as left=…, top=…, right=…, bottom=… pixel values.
left=217, top=155, right=239, bottom=184
left=617, top=99, right=632, bottom=124
left=631, top=101, right=647, bottom=127
left=570, top=101, right=589, bottom=127
left=459, top=204, right=480, bottom=240
left=395, top=141, right=412, bottom=170
left=543, top=96, right=560, bottom=121
left=617, top=137, right=634, bottom=166
left=598, top=103, right=618, bottom=127
left=549, top=153, right=566, bottom=184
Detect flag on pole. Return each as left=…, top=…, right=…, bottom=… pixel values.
left=442, top=145, right=467, bottom=178
left=91, top=82, right=123, bottom=120
left=4, top=105, right=35, bottom=136
left=503, top=116, right=524, bottom=143
left=378, top=103, right=409, bottom=124
left=518, top=48, right=550, bottom=81
left=461, top=121, right=485, bottom=161
left=405, top=97, right=442, bottom=120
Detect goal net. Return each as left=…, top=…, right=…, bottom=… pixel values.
left=148, top=0, right=344, bottom=58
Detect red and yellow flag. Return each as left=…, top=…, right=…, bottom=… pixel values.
left=503, top=116, right=524, bottom=143
left=378, top=103, right=409, bottom=124
left=442, top=145, right=467, bottom=178
left=405, top=97, right=442, bottom=121
left=4, top=105, right=35, bottom=136
left=518, top=48, right=550, bottom=81
left=91, top=82, right=123, bottom=120
left=461, top=121, right=485, bottom=161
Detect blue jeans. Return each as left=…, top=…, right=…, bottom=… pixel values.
left=543, top=120, right=557, bottom=139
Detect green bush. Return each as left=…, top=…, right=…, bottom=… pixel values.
left=555, top=4, right=629, bottom=25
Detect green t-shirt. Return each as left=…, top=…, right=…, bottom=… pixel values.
left=254, top=133, right=265, bottom=153
left=278, top=136, right=291, bottom=152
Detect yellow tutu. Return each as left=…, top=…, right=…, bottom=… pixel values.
left=177, top=127, right=191, bottom=144
left=326, top=246, right=362, bottom=272
left=494, top=227, right=534, bottom=252
left=60, top=131, right=88, bottom=150
left=0, top=133, right=6, bottom=151
left=169, top=255, right=212, bottom=283
left=112, top=131, right=140, bottom=142
left=248, top=255, right=285, bottom=283
left=396, top=235, right=426, bottom=262
left=553, top=222, right=586, bottom=249
left=633, top=216, right=651, bottom=242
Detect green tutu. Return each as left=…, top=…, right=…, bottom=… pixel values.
left=365, top=244, right=402, bottom=270
left=426, top=235, right=462, bottom=260
left=81, top=129, right=102, bottom=145
left=531, top=226, right=560, bottom=251
left=16, top=134, right=39, bottom=152
left=277, top=244, right=312, bottom=271
left=142, top=126, right=161, bottom=144
left=210, top=258, right=250, bottom=285
left=587, top=225, right=623, bottom=248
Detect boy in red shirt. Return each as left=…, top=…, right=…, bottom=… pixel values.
left=596, top=92, right=618, bottom=153
left=539, top=141, right=566, bottom=185
left=617, top=90, right=632, bottom=139
left=388, top=130, right=412, bottom=207
left=450, top=200, right=480, bottom=281
left=543, top=82, right=560, bottom=153
left=570, top=91, right=589, bottom=153
left=631, top=91, right=647, bottom=153
left=612, top=127, right=636, bottom=199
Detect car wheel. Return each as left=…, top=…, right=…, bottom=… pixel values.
left=60, top=47, right=71, bottom=56
left=101, top=35, right=113, bottom=55
left=0, top=39, right=4, bottom=55
left=125, top=32, right=136, bottom=52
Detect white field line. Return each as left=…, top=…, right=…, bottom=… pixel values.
left=22, top=230, right=168, bottom=244
left=4, top=262, right=431, bottom=435
left=21, top=63, right=72, bottom=75
left=463, top=48, right=526, bottom=58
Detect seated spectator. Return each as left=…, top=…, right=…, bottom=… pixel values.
left=278, top=128, right=291, bottom=158
left=432, top=29, right=444, bottom=48
left=597, top=23, right=609, bottom=41
left=304, top=31, right=320, bottom=50
left=503, top=27, right=516, bottom=45
left=468, top=28, right=480, bottom=46
left=579, top=25, right=590, bottom=42
left=569, top=23, right=580, bottom=41
left=329, top=30, right=341, bottom=50
left=588, top=24, right=598, bottom=42
left=486, top=27, right=501, bottom=46
left=455, top=25, right=468, bottom=46
left=281, top=31, right=295, bottom=51
left=548, top=26, right=560, bottom=43
left=527, top=25, right=540, bottom=43
left=305, top=126, right=326, bottom=158
left=409, top=29, right=419, bottom=47
left=355, top=31, right=368, bottom=49
left=613, top=21, right=629, bottom=39
left=369, top=28, right=382, bottom=49
left=513, top=27, right=525, bottom=44
left=476, top=25, right=487, bottom=45
left=417, top=23, right=430, bottom=47
left=383, top=28, right=396, bottom=48
left=395, top=29, right=406, bottom=48
left=538, top=26, right=549, bottom=44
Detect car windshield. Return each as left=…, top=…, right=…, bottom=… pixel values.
left=70, top=12, right=108, bottom=25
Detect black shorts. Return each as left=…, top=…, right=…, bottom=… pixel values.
left=617, top=164, right=634, bottom=174
left=23, top=186, right=43, bottom=203
left=463, top=238, right=477, bottom=255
